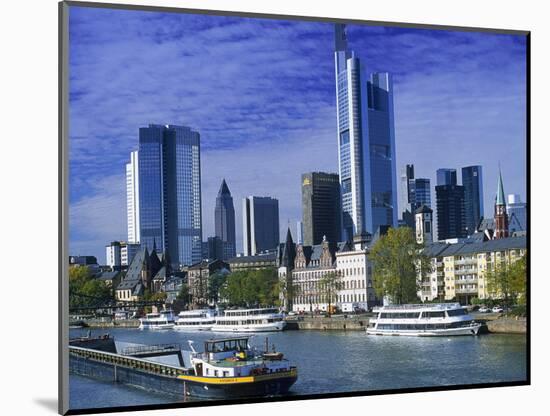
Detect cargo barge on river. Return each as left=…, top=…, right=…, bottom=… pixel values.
left=69, top=334, right=297, bottom=399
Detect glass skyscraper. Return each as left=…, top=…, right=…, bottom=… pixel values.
left=138, top=124, right=202, bottom=267
left=334, top=24, right=398, bottom=241
left=436, top=168, right=457, bottom=186
left=126, top=150, right=140, bottom=244
left=242, top=196, right=279, bottom=256
left=461, top=165, right=484, bottom=235
left=409, top=178, right=431, bottom=212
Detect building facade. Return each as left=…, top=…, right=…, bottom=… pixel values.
left=415, top=205, right=433, bottom=244
left=214, top=179, right=236, bottom=260
left=126, top=150, right=140, bottom=244
left=436, top=168, right=457, bottom=187
left=334, top=24, right=398, bottom=241
left=462, top=165, right=484, bottom=236
left=186, top=259, right=229, bottom=306
left=399, top=164, right=415, bottom=219
left=507, top=194, right=527, bottom=233
left=138, top=124, right=202, bottom=268
left=301, top=172, right=341, bottom=246
left=436, top=181, right=466, bottom=240
left=242, top=196, right=280, bottom=256
left=419, top=236, right=526, bottom=303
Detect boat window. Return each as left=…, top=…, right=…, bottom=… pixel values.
left=423, top=311, right=446, bottom=318
left=446, top=309, right=466, bottom=317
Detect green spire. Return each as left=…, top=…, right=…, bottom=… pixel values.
left=496, top=169, right=506, bottom=206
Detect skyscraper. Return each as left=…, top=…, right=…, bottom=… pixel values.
left=436, top=172, right=466, bottom=240
left=301, top=172, right=341, bottom=246
left=436, top=168, right=457, bottom=186
left=409, top=178, right=431, bottom=212
left=242, top=196, right=279, bottom=256
left=126, top=150, right=140, bottom=244
left=462, top=165, right=484, bottom=235
left=138, top=124, right=202, bottom=267
left=507, top=194, right=527, bottom=233
left=214, top=179, right=236, bottom=260
left=296, top=221, right=304, bottom=244
left=399, top=164, right=414, bottom=216
left=334, top=24, right=398, bottom=241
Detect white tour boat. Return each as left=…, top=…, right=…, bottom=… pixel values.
left=366, top=303, right=482, bottom=336
left=138, top=310, right=175, bottom=330
left=211, top=308, right=286, bottom=332
left=174, top=309, right=216, bottom=331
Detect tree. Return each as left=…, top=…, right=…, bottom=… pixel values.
left=319, top=272, right=343, bottom=316
left=69, top=266, right=113, bottom=309
left=208, top=271, right=227, bottom=305
left=220, top=268, right=280, bottom=307
left=368, top=227, right=429, bottom=304
left=278, top=276, right=301, bottom=312
left=485, top=254, right=526, bottom=307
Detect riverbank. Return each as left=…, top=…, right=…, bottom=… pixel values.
left=74, top=314, right=526, bottom=334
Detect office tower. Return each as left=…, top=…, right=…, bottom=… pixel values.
left=301, top=172, right=341, bottom=246
left=214, top=179, right=236, bottom=260
left=462, top=166, right=484, bottom=235
left=126, top=151, right=140, bottom=244
left=507, top=194, right=527, bottom=233
left=494, top=171, right=509, bottom=239
left=242, top=196, right=279, bottom=256
left=296, top=221, right=304, bottom=244
left=436, top=182, right=466, bottom=240
left=409, top=178, right=431, bottom=212
left=437, top=168, right=457, bottom=186
left=400, top=164, right=415, bottom=216
left=138, top=124, right=202, bottom=267
left=106, top=241, right=121, bottom=268
left=334, top=24, right=398, bottom=241
left=415, top=205, right=433, bottom=244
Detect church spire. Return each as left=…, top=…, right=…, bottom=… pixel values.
left=496, top=168, right=506, bottom=206
left=494, top=168, right=509, bottom=239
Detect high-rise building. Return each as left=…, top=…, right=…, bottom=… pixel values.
left=507, top=194, right=527, bottom=233
left=106, top=241, right=121, bottom=268
left=399, top=164, right=414, bottom=216
left=494, top=170, right=509, bottom=239
left=334, top=24, right=398, bottom=241
left=138, top=124, right=202, bottom=267
left=106, top=240, right=140, bottom=268
left=462, top=166, right=484, bottom=235
left=301, top=172, right=341, bottom=246
left=126, top=151, right=140, bottom=244
left=214, top=179, right=236, bottom=260
left=242, top=196, right=280, bottom=256
left=409, top=178, right=431, bottom=212
left=436, top=168, right=457, bottom=186
left=435, top=183, right=466, bottom=240
left=296, top=221, right=304, bottom=244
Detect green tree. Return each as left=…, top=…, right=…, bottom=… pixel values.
left=208, top=271, right=227, bottom=304
left=368, top=227, right=428, bottom=304
left=69, top=266, right=112, bottom=309
left=485, top=254, right=526, bottom=307
left=278, top=275, right=301, bottom=312
left=319, top=271, right=343, bottom=316
left=220, top=268, right=279, bottom=307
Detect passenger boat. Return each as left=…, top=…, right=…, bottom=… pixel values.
left=366, top=303, right=482, bottom=336
left=138, top=310, right=175, bottom=330
left=211, top=308, right=285, bottom=332
left=174, top=309, right=216, bottom=331
left=180, top=336, right=297, bottom=398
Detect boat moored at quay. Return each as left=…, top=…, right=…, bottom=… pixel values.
left=174, top=309, right=216, bottom=331
left=138, top=310, right=176, bottom=330
left=211, top=308, right=286, bottom=332
left=366, top=303, right=482, bottom=336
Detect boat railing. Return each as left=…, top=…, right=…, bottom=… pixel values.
left=372, top=303, right=461, bottom=311
left=121, top=343, right=181, bottom=356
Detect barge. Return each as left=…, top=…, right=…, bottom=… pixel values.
left=69, top=335, right=297, bottom=400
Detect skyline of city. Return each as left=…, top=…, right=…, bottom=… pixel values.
left=68, top=7, right=527, bottom=261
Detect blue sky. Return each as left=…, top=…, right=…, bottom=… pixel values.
left=68, top=6, right=527, bottom=262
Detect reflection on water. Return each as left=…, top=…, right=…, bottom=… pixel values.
left=69, top=328, right=527, bottom=410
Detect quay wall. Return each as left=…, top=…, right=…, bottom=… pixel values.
left=80, top=319, right=140, bottom=329
left=285, top=315, right=368, bottom=331
left=486, top=317, right=526, bottom=334
left=70, top=355, right=185, bottom=397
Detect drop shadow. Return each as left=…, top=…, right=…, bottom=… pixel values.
left=34, top=398, right=58, bottom=413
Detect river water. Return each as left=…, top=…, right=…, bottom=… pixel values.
left=69, top=328, right=527, bottom=411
